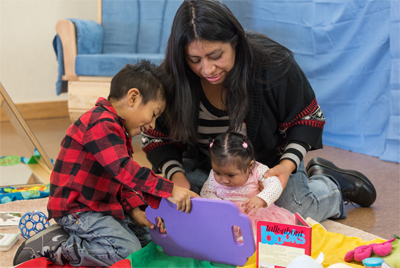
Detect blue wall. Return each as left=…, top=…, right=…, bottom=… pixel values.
left=56, top=0, right=400, bottom=163
left=226, top=0, right=399, bottom=163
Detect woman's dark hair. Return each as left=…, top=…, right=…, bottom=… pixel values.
left=163, top=0, right=292, bottom=144
left=108, top=60, right=168, bottom=104
left=209, top=132, right=255, bottom=172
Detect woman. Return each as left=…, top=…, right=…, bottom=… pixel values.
left=142, top=0, right=376, bottom=222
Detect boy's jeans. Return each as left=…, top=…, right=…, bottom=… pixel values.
left=55, top=211, right=151, bottom=267
left=186, top=160, right=345, bottom=223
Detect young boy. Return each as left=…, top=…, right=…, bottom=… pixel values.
left=13, top=61, right=199, bottom=266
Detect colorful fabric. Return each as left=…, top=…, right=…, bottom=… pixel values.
left=129, top=222, right=399, bottom=268
left=0, top=185, right=50, bottom=204
left=344, top=238, right=396, bottom=262
left=310, top=223, right=386, bottom=268
left=127, top=241, right=235, bottom=268
left=14, top=256, right=132, bottom=268
left=237, top=222, right=389, bottom=268
left=378, top=234, right=399, bottom=268
left=0, top=155, right=28, bottom=166
left=47, top=97, right=173, bottom=220
left=14, top=223, right=398, bottom=268
left=0, top=152, right=51, bottom=204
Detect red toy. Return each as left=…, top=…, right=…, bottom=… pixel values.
left=344, top=238, right=395, bottom=262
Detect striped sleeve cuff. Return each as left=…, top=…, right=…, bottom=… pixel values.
left=280, top=141, right=310, bottom=173
left=161, top=160, right=185, bottom=180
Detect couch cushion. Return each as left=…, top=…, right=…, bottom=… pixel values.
left=75, top=54, right=164, bottom=77
left=100, top=0, right=248, bottom=55
left=137, top=1, right=166, bottom=54
left=159, top=0, right=184, bottom=53
left=102, top=0, right=140, bottom=54
left=102, top=0, right=182, bottom=54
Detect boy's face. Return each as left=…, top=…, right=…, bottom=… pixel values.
left=123, top=89, right=165, bottom=137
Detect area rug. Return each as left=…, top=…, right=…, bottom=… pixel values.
left=0, top=198, right=383, bottom=268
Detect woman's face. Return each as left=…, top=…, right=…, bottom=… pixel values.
left=185, top=39, right=236, bottom=86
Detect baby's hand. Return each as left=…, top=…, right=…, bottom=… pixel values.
left=168, top=185, right=200, bottom=213
left=156, top=217, right=167, bottom=234
left=241, top=196, right=267, bottom=215
left=258, top=181, right=264, bottom=192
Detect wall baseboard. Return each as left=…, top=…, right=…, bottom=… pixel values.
left=0, top=100, right=69, bottom=122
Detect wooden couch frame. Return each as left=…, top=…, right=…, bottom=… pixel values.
left=56, top=0, right=110, bottom=122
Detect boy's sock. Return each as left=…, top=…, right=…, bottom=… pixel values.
left=13, top=223, right=69, bottom=266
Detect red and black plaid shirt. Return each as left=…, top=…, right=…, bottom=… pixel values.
left=47, top=98, right=173, bottom=220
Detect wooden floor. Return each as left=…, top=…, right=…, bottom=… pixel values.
left=1, top=117, right=399, bottom=239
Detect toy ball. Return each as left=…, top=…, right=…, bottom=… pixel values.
left=19, top=210, right=50, bottom=239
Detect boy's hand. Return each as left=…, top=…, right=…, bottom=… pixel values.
left=168, top=185, right=200, bottom=213
left=241, top=196, right=267, bottom=215
left=171, top=172, right=191, bottom=189
left=129, top=207, right=155, bottom=229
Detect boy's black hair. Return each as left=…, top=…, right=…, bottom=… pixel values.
left=108, top=60, right=169, bottom=104
left=209, top=132, right=255, bottom=172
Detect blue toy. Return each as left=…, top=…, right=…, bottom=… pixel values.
left=19, top=210, right=50, bottom=239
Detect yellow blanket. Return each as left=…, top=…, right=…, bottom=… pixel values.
left=239, top=221, right=385, bottom=268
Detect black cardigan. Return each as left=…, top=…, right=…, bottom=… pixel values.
left=244, top=54, right=324, bottom=168
left=143, top=45, right=325, bottom=176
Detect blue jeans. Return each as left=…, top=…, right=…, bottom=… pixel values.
left=55, top=211, right=151, bottom=267
left=186, top=160, right=345, bottom=222
left=275, top=161, right=345, bottom=222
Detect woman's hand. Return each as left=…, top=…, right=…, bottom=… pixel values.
left=171, top=172, right=191, bottom=189
left=263, top=159, right=295, bottom=190
left=168, top=185, right=200, bottom=213
left=241, top=196, right=267, bottom=215
left=128, top=207, right=155, bottom=229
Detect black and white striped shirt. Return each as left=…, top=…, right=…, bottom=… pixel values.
left=143, top=92, right=311, bottom=180
left=197, top=101, right=246, bottom=157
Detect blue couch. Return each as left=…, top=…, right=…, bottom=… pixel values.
left=55, top=0, right=399, bottom=163
left=54, top=0, right=253, bottom=94
left=55, top=0, right=182, bottom=94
